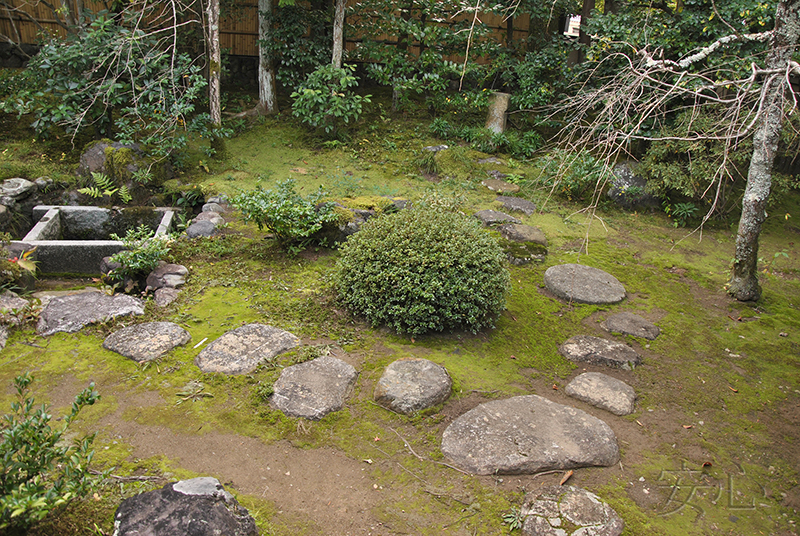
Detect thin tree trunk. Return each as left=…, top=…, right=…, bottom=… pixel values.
left=206, top=0, right=224, bottom=155
left=257, top=0, right=278, bottom=114
left=603, top=0, right=616, bottom=15
left=577, top=0, right=595, bottom=63
left=729, top=0, right=800, bottom=301
left=331, top=0, right=346, bottom=68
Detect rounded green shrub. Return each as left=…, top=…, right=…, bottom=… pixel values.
left=334, top=206, right=510, bottom=336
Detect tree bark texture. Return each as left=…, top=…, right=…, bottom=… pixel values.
left=257, top=0, right=278, bottom=114
left=331, top=0, right=346, bottom=68
left=729, top=0, right=800, bottom=301
left=206, top=0, right=224, bottom=154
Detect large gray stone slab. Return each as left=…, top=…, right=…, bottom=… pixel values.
left=544, top=264, right=626, bottom=304
left=565, top=372, right=636, bottom=416
left=374, top=358, right=452, bottom=414
left=195, top=323, right=299, bottom=374
left=559, top=335, right=642, bottom=370
left=441, top=395, right=619, bottom=475
left=113, top=477, right=257, bottom=536
left=522, top=486, right=624, bottom=536
left=602, top=312, right=660, bottom=340
left=496, top=196, right=536, bottom=215
left=103, top=322, right=191, bottom=363
left=272, top=355, right=358, bottom=420
left=37, top=292, right=145, bottom=336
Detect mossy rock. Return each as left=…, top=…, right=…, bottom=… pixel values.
left=340, top=196, right=395, bottom=213
left=499, top=238, right=547, bottom=265
left=78, top=140, right=172, bottom=186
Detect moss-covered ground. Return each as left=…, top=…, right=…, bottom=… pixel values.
left=0, top=97, right=799, bottom=535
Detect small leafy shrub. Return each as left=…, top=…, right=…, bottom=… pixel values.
left=535, top=149, right=604, bottom=201
left=232, top=179, right=338, bottom=251
left=1, top=373, right=102, bottom=531
left=109, top=225, right=171, bottom=283
left=291, top=64, right=371, bottom=137
left=334, top=205, right=510, bottom=337
left=428, top=119, right=543, bottom=159
left=663, top=201, right=699, bottom=227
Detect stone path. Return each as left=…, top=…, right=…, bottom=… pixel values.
left=602, top=311, right=660, bottom=340
left=103, top=322, right=191, bottom=363
left=37, top=291, right=145, bottom=336
left=565, top=372, right=636, bottom=416
left=474, top=209, right=521, bottom=226
left=374, top=358, right=452, bottom=415
left=195, top=323, right=299, bottom=374
left=271, top=355, right=358, bottom=420
left=521, top=485, right=624, bottom=536
left=496, top=195, right=536, bottom=215
left=559, top=335, right=642, bottom=370
left=544, top=264, right=626, bottom=304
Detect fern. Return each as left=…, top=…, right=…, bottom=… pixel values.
left=118, top=185, right=132, bottom=204
left=77, top=172, right=132, bottom=204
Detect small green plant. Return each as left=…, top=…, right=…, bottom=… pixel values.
left=1, top=373, right=102, bottom=531
left=78, top=172, right=132, bottom=204
left=232, top=179, right=338, bottom=251
left=108, top=225, right=171, bottom=284
left=334, top=204, right=510, bottom=337
left=502, top=506, right=525, bottom=532
left=291, top=64, right=371, bottom=138
left=760, top=249, right=790, bottom=274
left=536, top=149, right=603, bottom=201
left=663, top=201, right=699, bottom=227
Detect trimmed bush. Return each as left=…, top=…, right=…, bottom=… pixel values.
left=334, top=206, right=510, bottom=336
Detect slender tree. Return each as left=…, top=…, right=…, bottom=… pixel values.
left=257, top=0, right=279, bottom=114
left=206, top=0, right=224, bottom=154
left=331, top=0, right=346, bottom=68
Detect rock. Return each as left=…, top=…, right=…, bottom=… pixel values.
left=186, top=220, right=218, bottom=238
left=194, top=211, right=224, bottom=225
left=474, top=209, right=521, bottom=227
left=154, top=288, right=180, bottom=307
left=100, top=256, right=122, bottom=276
left=481, top=178, right=520, bottom=194
left=146, top=262, right=188, bottom=291
left=34, top=177, right=53, bottom=190
left=103, top=322, right=191, bottom=363
left=0, top=290, right=29, bottom=326
left=499, top=224, right=547, bottom=246
left=374, top=358, right=452, bottom=414
left=441, top=395, right=619, bottom=475
left=607, top=162, right=658, bottom=210
left=521, top=486, right=624, bottom=536
left=272, top=354, right=358, bottom=420
left=544, top=264, right=626, bottom=305
left=423, top=145, right=448, bottom=152
left=477, top=157, right=503, bottom=164
left=499, top=223, right=548, bottom=265
left=0, top=324, right=7, bottom=351
left=0, top=178, right=36, bottom=200
left=565, top=372, right=636, bottom=416
left=207, top=195, right=228, bottom=205
left=113, top=477, right=258, bottom=536
left=202, top=202, right=224, bottom=213
left=602, top=312, right=660, bottom=340
left=78, top=140, right=172, bottom=183
left=195, top=323, right=299, bottom=374
left=496, top=196, right=536, bottom=216
left=559, top=335, right=642, bottom=370
left=37, top=292, right=145, bottom=336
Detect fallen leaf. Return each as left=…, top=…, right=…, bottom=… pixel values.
left=682, top=425, right=693, bottom=429
left=636, top=420, right=644, bottom=427
left=728, top=386, right=739, bottom=393
left=552, top=384, right=558, bottom=390
left=560, top=470, right=573, bottom=485
left=510, top=355, right=516, bottom=359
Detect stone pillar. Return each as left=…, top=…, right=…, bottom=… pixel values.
left=485, top=92, right=511, bottom=134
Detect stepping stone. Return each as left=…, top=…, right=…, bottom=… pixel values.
left=499, top=223, right=547, bottom=265
left=544, top=264, right=626, bottom=305
left=602, top=312, right=660, bottom=340
left=114, top=477, right=258, bottom=536
left=103, top=322, right=191, bottom=363
left=565, top=372, right=636, bottom=416
left=146, top=262, right=188, bottom=291
left=441, top=395, right=619, bottom=475
left=521, top=486, right=624, bottom=536
left=271, top=355, right=358, bottom=420
left=496, top=196, right=536, bottom=215
left=195, top=323, right=299, bottom=374
left=374, top=358, right=452, bottom=414
left=559, top=335, right=642, bottom=370
left=474, top=209, right=521, bottom=226
left=37, top=292, right=145, bottom=336
left=154, top=288, right=180, bottom=307
left=481, top=178, right=520, bottom=194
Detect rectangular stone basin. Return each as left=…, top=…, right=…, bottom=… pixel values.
left=13, top=205, right=176, bottom=275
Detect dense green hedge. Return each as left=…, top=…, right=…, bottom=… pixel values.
left=334, top=206, right=510, bottom=336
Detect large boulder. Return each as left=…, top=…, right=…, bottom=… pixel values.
left=272, top=355, right=358, bottom=420
left=607, top=162, right=658, bottom=210
left=78, top=140, right=171, bottom=184
left=37, top=291, right=145, bottom=336
left=374, top=358, right=452, bottom=414
left=195, top=323, right=299, bottom=374
left=113, top=477, right=258, bottom=536
left=441, top=395, right=619, bottom=475
left=544, top=264, right=626, bottom=305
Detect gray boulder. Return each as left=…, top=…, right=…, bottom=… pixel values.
left=194, top=211, right=224, bottom=225
left=374, top=358, right=452, bottom=414
left=474, top=209, right=521, bottom=226
left=441, top=395, right=619, bottom=475
left=272, top=354, right=358, bottom=420
left=496, top=196, right=536, bottom=216
left=146, top=262, right=188, bottom=291
left=607, top=162, right=658, bottom=210
left=602, top=312, right=660, bottom=340
left=113, top=477, right=257, bottom=536
left=154, top=288, right=180, bottom=307
left=0, top=178, right=37, bottom=201
left=559, top=335, right=642, bottom=370
left=186, top=220, right=218, bottom=238
left=202, top=202, right=224, bottom=213
left=565, top=372, right=636, bottom=416
left=37, top=292, right=145, bottom=336
left=103, top=322, right=191, bottom=363
left=521, top=486, right=624, bottom=536
left=195, top=323, right=299, bottom=374
left=544, top=264, right=626, bottom=305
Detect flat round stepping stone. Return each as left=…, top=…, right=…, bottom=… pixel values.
left=271, top=355, right=358, bottom=420
left=544, top=264, right=625, bottom=305
left=496, top=196, right=536, bottom=215
left=114, top=477, right=258, bottom=536
left=474, top=209, right=521, bottom=226
left=521, top=485, right=624, bottom=536
left=559, top=335, right=641, bottom=370
left=441, top=395, right=619, bottom=475
left=37, top=292, right=145, bottom=336
left=374, top=358, right=452, bottom=414
left=195, top=323, right=299, bottom=374
left=103, top=322, right=191, bottom=363
left=565, top=372, right=635, bottom=416
left=602, top=312, right=660, bottom=340
left=481, top=178, right=520, bottom=194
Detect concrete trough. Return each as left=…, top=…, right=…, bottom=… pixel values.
left=13, top=206, right=176, bottom=275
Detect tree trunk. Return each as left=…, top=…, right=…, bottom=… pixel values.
left=331, top=0, right=346, bottom=68
left=206, top=0, right=225, bottom=155
left=257, top=0, right=278, bottom=114
left=603, top=0, right=616, bottom=15
left=578, top=0, right=595, bottom=62
left=728, top=0, right=800, bottom=301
